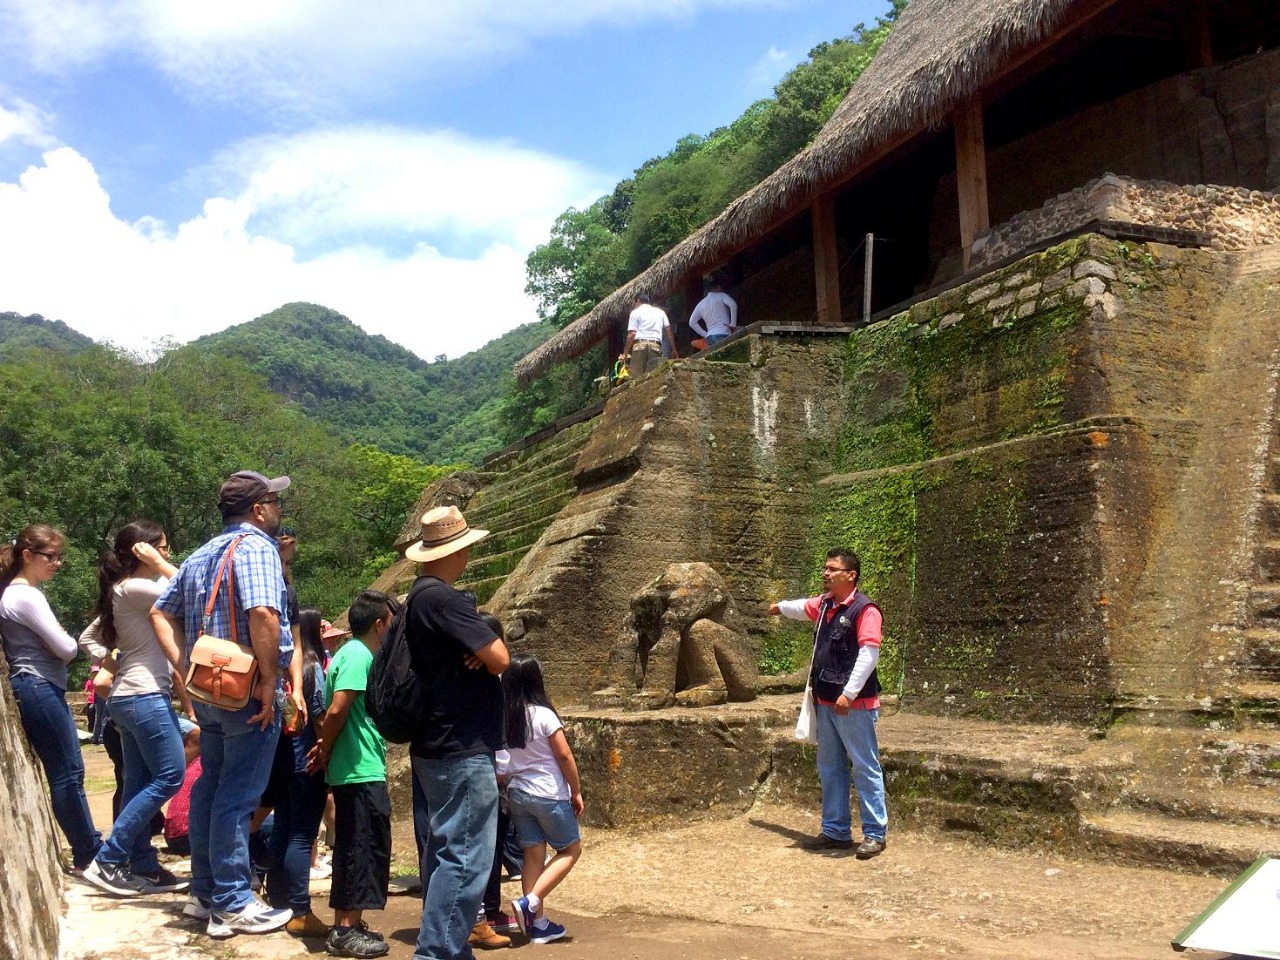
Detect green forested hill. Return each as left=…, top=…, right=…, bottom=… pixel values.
left=0, top=312, right=94, bottom=361
left=183, top=302, right=553, bottom=463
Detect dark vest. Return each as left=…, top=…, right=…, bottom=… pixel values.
left=810, top=590, right=882, bottom=704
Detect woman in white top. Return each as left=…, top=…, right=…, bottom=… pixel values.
left=0, top=524, right=102, bottom=871
left=80, top=520, right=189, bottom=898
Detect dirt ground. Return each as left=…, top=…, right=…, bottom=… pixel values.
left=66, top=743, right=1248, bottom=960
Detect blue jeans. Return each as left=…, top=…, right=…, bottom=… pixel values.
left=815, top=704, right=887, bottom=843
left=412, top=754, right=498, bottom=960
left=706, top=333, right=731, bottom=346
left=266, top=770, right=328, bottom=915
left=10, top=672, right=101, bottom=867
left=98, top=693, right=185, bottom=873
left=191, top=697, right=281, bottom=912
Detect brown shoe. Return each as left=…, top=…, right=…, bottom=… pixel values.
left=469, top=920, right=511, bottom=949
left=855, top=837, right=886, bottom=860
left=286, top=911, right=331, bottom=938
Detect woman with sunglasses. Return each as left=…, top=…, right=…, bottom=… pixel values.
left=0, top=524, right=102, bottom=873
left=81, top=520, right=191, bottom=897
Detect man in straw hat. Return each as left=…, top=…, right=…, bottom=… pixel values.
left=402, top=506, right=511, bottom=960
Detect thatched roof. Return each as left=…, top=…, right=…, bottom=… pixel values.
left=514, top=0, right=1096, bottom=386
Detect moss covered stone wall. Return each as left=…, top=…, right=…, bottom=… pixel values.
left=804, top=235, right=1203, bottom=721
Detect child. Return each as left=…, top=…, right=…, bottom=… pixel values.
left=308, top=591, right=394, bottom=960
left=501, top=654, right=584, bottom=945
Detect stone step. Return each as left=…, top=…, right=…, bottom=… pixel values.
left=466, top=488, right=577, bottom=540
left=1256, top=540, right=1280, bottom=582
left=1247, top=583, right=1280, bottom=621
left=482, top=420, right=594, bottom=476
left=1118, top=779, right=1280, bottom=828
left=1240, top=628, right=1280, bottom=680
left=1079, top=808, right=1278, bottom=876
left=1260, top=493, right=1280, bottom=537
left=469, top=448, right=581, bottom=505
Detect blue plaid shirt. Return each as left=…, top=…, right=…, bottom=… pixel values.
left=155, top=523, right=293, bottom=670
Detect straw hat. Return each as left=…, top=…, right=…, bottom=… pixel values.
left=404, top=505, right=489, bottom=563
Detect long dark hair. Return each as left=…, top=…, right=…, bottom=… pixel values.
left=297, top=606, right=326, bottom=700
left=0, top=524, right=64, bottom=594
left=502, top=652, right=559, bottom=750
left=94, top=520, right=166, bottom=648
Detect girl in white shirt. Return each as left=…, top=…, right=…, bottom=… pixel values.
left=500, top=654, right=583, bottom=945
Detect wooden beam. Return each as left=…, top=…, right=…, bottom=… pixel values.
left=954, top=96, right=990, bottom=273
left=812, top=195, right=842, bottom=325
left=1184, top=0, right=1213, bottom=70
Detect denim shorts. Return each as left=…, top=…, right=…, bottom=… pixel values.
left=508, top=788, right=580, bottom=852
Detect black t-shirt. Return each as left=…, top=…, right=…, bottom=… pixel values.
left=405, top=576, right=504, bottom=759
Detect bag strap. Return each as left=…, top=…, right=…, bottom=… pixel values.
left=387, top=577, right=438, bottom=656
left=201, top=534, right=249, bottom=644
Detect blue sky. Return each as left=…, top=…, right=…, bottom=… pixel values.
left=0, top=0, right=888, bottom=360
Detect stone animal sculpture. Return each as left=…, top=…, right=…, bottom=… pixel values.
left=593, top=562, right=757, bottom=709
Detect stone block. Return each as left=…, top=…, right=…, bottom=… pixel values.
left=1017, top=283, right=1043, bottom=300
left=1069, top=277, right=1107, bottom=298
left=1043, top=268, right=1072, bottom=292
left=1017, top=301, right=1038, bottom=319
left=967, top=283, right=1000, bottom=304
left=1074, top=259, right=1117, bottom=281
left=989, top=292, right=1015, bottom=309
left=938, top=312, right=964, bottom=329
left=1002, top=271, right=1034, bottom=289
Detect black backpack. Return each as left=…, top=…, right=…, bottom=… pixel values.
left=366, top=580, right=433, bottom=744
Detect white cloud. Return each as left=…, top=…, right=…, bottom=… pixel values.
left=208, top=126, right=611, bottom=254
left=0, top=0, right=784, bottom=110
left=0, top=142, right=587, bottom=360
left=0, top=95, right=57, bottom=148
left=749, top=45, right=792, bottom=91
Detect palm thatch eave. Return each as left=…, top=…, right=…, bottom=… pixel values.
left=514, top=0, right=1104, bottom=387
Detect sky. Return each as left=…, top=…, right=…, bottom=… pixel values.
left=0, top=0, right=888, bottom=362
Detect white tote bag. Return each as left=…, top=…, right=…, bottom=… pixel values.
left=793, top=617, right=821, bottom=745
left=794, top=682, right=817, bottom=744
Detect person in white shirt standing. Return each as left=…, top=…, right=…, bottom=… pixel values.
left=688, top=279, right=738, bottom=348
left=621, top=292, right=678, bottom=378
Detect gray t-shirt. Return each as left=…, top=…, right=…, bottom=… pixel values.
left=107, top=577, right=171, bottom=698
left=0, top=583, right=78, bottom=690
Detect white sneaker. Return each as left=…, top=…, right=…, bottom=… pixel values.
left=182, top=895, right=212, bottom=920
left=206, top=898, right=292, bottom=939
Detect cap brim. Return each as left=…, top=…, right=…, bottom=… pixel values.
left=266, top=475, right=291, bottom=493
left=404, top=527, right=489, bottom=563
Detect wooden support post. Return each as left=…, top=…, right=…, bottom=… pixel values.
left=1184, top=0, right=1213, bottom=70
left=954, top=96, right=990, bottom=273
left=862, top=233, right=874, bottom=324
left=812, top=194, right=841, bottom=325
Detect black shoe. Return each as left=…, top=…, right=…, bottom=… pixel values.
left=81, top=860, right=149, bottom=897
left=326, top=924, right=390, bottom=958
left=854, top=837, right=886, bottom=860
left=802, top=833, right=853, bottom=852
left=137, top=866, right=190, bottom=893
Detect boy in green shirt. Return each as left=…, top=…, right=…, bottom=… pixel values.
left=309, top=591, right=393, bottom=959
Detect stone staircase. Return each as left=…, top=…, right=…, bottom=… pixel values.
left=456, top=419, right=596, bottom=604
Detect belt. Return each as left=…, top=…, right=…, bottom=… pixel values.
left=634, top=339, right=661, bottom=346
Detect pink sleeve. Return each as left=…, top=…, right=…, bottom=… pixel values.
left=803, top=596, right=822, bottom=622
left=857, top=606, right=883, bottom=646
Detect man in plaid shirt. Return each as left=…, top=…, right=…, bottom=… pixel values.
left=152, top=470, right=295, bottom=939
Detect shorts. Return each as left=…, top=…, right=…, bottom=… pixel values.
left=330, top=781, right=391, bottom=911
left=176, top=715, right=197, bottom=739
left=508, top=787, right=580, bottom=852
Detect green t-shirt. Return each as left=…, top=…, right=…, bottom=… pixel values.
left=324, top=639, right=386, bottom=785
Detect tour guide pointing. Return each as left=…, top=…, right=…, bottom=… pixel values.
left=769, top=547, right=887, bottom=858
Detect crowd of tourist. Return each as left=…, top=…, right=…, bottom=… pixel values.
left=0, top=471, right=586, bottom=959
